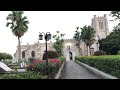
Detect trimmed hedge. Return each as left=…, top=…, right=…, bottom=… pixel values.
left=75, top=55, right=120, bottom=78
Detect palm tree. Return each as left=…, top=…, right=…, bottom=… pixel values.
left=6, top=11, right=29, bottom=61
left=81, top=25, right=96, bottom=56
left=73, top=27, right=82, bottom=56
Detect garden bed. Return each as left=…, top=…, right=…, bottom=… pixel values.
left=0, top=56, right=66, bottom=79
left=27, top=59, right=64, bottom=79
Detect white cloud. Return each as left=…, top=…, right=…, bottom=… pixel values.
left=0, top=11, right=119, bottom=56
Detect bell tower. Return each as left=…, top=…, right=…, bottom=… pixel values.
left=91, top=14, right=109, bottom=39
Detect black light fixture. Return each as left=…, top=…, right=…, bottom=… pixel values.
left=39, top=33, right=43, bottom=40
left=48, top=33, right=51, bottom=40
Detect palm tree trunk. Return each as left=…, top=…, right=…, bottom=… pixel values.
left=79, top=49, right=81, bottom=56
left=78, top=44, right=82, bottom=56
left=87, top=46, right=90, bottom=56
left=89, top=46, right=91, bottom=56
left=78, top=48, right=81, bottom=55
left=18, top=37, right=21, bottom=61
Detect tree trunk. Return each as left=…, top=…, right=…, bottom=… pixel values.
left=18, top=37, right=21, bottom=61
left=89, top=46, right=91, bottom=56
left=78, top=48, right=82, bottom=56
left=87, top=46, right=90, bottom=56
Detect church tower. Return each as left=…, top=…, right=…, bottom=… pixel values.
left=91, top=14, right=109, bottom=39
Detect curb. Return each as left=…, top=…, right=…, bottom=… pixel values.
left=55, top=61, right=65, bottom=79
left=75, top=60, right=118, bottom=79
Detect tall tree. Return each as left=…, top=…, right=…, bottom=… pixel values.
left=6, top=11, right=29, bottom=61
left=73, top=27, right=82, bottom=56
left=52, top=31, right=65, bottom=56
left=99, top=25, right=120, bottom=55
left=110, top=11, right=120, bottom=26
left=80, top=25, right=96, bottom=56
left=110, top=11, right=120, bottom=21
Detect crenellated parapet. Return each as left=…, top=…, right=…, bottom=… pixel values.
left=93, top=14, right=107, bottom=20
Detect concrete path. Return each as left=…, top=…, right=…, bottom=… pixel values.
left=61, top=61, right=100, bottom=79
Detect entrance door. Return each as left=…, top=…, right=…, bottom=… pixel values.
left=69, top=52, right=73, bottom=60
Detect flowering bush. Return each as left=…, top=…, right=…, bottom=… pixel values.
left=27, top=60, right=46, bottom=72
left=27, top=59, right=62, bottom=79
left=32, top=60, right=45, bottom=65
left=49, top=59, right=61, bottom=65
left=48, top=59, right=61, bottom=78
left=49, top=59, right=61, bottom=70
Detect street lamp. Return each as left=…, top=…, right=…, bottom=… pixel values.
left=39, top=32, right=51, bottom=76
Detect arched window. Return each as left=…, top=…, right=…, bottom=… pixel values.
left=22, top=51, right=25, bottom=58
left=31, top=51, right=35, bottom=58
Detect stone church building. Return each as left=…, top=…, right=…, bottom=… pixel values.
left=15, top=14, right=109, bottom=61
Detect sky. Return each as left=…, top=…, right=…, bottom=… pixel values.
left=0, top=11, right=119, bottom=56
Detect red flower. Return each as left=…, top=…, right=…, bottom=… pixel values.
left=49, top=59, right=61, bottom=66
left=32, top=60, right=45, bottom=65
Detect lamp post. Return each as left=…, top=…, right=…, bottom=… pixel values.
left=39, top=32, right=51, bottom=76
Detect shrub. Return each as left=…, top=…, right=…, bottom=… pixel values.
left=8, top=64, right=20, bottom=69
left=93, top=50, right=106, bottom=56
left=0, top=52, right=13, bottom=60
left=76, top=55, right=120, bottom=78
left=48, top=59, right=61, bottom=78
left=2, top=59, right=12, bottom=65
left=42, top=50, right=59, bottom=60
left=49, top=59, right=61, bottom=68
left=27, top=59, right=61, bottom=79
left=117, top=50, right=120, bottom=55
left=75, top=56, right=79, bottom=60
left=28, top=57, right=35, bottom=63
left=58, top=56, right=66, bottom=63
left=0, top=72, right=47, bottom=79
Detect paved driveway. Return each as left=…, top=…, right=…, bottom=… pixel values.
left=61, top=61, right=100, bottom=79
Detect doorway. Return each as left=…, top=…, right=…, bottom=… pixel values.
left=69, top=52, right=73, bottom=60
